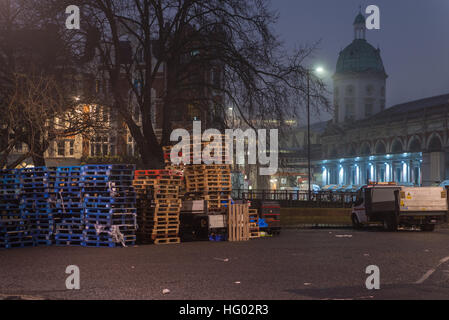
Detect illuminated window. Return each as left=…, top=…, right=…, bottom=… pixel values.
left=69, top=140, right=74, bottom=156
left=57, top=141, right=65, bottom=156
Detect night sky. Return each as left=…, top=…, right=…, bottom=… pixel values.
left=271, top=0, right=449, bottom=123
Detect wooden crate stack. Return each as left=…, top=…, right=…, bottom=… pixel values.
left=163, top=134, right=232, bottom=213
left=249, top=209, right=260, bottom=239
left=184, top=164, right=232, bottom=212
left=133, top=170, right=183, bottom=245
left=163, top=134, right=230, bottom=165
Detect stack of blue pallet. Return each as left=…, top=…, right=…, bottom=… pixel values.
left=20, top=167, right=55, bottom=246
left=53, top=167, right=85, bottom=246
left=0, top=169, right=34, bottom=249
left=82, top=164, right=137, bottom=247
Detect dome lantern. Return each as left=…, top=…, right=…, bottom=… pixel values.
left=353, top=10, right=366, bottom=40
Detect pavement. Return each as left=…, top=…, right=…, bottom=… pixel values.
left=1, top=228, right=449, bottom=300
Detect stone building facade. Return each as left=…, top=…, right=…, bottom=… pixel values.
left=275, top=11, right=449, bottom=189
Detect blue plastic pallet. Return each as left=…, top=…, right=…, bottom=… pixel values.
left=55, top=219, right=84, bottom=225
left=55, top=234, right=84, bottom=241
left=82, top=164, right=135, bottom=171
left=85, top=215, right=136, bottom=222
left=55, top=240, right=83, bottom=246
left=56, top=194, right=82, bottom=200
left=85, top=208, right=137, bottom=214
left=56, top=166, right=82, bottom=172
left=55, top=230, right=84, bottom=236
left=85, top=204, right=135, bottom=210
left=81, top=241, right=118, bottom=248
left=0, top=241, right=35, bottom=249
left=0, top=204, right=21, bottom=210
left=35, top=239, right=53, bottom=246
left=53, top=206, right=83, bottom=211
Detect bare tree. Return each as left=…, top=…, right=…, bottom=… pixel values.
left=72, top=0, right=329, bottom=168
left=0, top=0, right=102, bottom=168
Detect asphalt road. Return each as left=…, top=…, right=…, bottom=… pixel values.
left=1, top=228, right=449, bottom=300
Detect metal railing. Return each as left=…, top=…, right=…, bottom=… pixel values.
left=232, top=189, right=357, bottom=208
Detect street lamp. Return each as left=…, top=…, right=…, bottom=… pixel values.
left=306, top=66, right=326, bottom=201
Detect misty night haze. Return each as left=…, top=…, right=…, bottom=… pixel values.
left=272, top=0, right=449, bottom=123
left=1, top=0, right=449, bottom=307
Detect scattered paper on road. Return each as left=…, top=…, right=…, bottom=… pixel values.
left=214, top=258, right=229, bottom=262
left=162, top=289, right=170, bottom=295
left=335, top=235, right=353, bottom=238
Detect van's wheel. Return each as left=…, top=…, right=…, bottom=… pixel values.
left=351, top=214, right=362, bottom=229
left=420, top=224, right=435, bottom=232
left=382, top=217, right=397, bottom=232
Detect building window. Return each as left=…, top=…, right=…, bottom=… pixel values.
left=381, top=86, right=385, bottom=97
left=365, top=104, right=373, bottom=117
left=91, top=136, right=111, bottom=157
left=57, top=141, right=65, bottom=156
left=345, top=85, right=354, bottom=96
left=102, top=108, right=109, bottom=123
left=380, top=100, right=386, bottom=111
left=345, top=103, right=355, bottom=121
left=69, top=140, right=74, bottom=156
left=366, top=85, right=374, bottom=96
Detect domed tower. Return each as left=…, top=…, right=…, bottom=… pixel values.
left=333, top=11, right=388, bottom=123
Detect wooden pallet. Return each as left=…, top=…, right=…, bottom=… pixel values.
left=248, top=209, right=260, bottom=239
left=250, top=231, right=261, bottom=239
left=153, top=237, right=180, bottom=245
left=143, top=217, right=180, bottom=224
left=228, top=204, right=250, bottom=242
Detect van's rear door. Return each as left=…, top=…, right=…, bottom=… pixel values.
left=399, top=187, right=448, bottom=216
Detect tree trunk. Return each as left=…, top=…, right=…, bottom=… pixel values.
left=31, top=152, right=46, bottom=167
left=140, top=140, right=164, bottom=169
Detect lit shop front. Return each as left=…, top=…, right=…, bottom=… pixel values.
left=317, top=153, right=423, bottom=186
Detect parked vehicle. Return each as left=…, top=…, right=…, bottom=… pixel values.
left=440, top=180, right=449, bottom=188
left=333, top=185, right=349, bottom=193
left=298, top=183, right=321, bottom=192
left=344, top=185, right=363, bottom=193
left=321, top=184, right=336, bottom=191
left=351, top=183, right=448, bottom=231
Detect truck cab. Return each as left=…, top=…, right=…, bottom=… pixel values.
left=351, top=183, right=448, bottom=231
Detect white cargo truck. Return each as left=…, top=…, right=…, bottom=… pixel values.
left=351, top=184, right=448, bottom=231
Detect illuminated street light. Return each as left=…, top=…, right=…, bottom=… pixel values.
left=315, top=66, right=325, bottom=74
left=306, top=65, right=327, bottom=200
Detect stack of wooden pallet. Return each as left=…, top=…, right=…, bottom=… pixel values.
left=184, top=164, right=232, bottom=212
left=163, top=135, right=232, bottom=213
left=249, top=209, right=260, bottom=239
left=163, top=133, right=230, bottom=167
left=133, top=170, right=183, bottom=245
